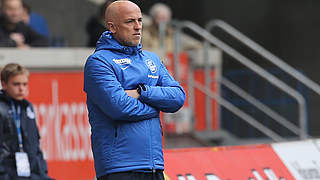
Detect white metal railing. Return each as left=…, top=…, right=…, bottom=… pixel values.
left=219, top=77, right=300, bottom=135
left=206, top=20, right=314, bottom=139
left=206, top=20, right=320, bottom=96
left=172, top=21, right=308, bottom=140
left=193, top=80, right=285, bottom=141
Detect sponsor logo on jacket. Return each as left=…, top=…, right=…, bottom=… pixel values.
left=113, top=58, right=131, bottom=70
left=148, top=75, right=159, bottom=79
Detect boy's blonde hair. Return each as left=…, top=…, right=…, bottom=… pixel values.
left=1, top=63, right=29, bottom=83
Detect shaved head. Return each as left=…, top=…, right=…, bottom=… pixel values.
left=105, top=0, right=139, bottom=24
left=104, top=0, right=143, bottom=46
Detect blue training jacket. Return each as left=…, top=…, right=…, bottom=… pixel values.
left=84, top=31, right=185, bottom=177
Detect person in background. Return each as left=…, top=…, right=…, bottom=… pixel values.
left=142, top=3, right=202, bottom=53
left=0, top=63, right=52, bottom=180
left=84, top=1, right=185, bottom=180
left=21, top=2, right=49, bottom=37
left=0, top=0, right=48, bottom=48
left=86, top=0, right=114, bottom=47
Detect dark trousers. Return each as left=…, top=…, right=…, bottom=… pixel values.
left=97, top=171, right=164, bottom=180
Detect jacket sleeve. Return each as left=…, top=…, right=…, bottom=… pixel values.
left=33, top=128, right=50, bottom=178
left=84, top=56, right=159, bottom=121
left=36, top=135, right=52, bottom=179
left=139, top=62, right=186, bottom=113
left=30, top=105, right=51, bottom=179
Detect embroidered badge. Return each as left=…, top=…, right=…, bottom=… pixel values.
left=145, top=59, right=157, bottom=73
left=113, top=58, right=132, bottom=70
left=26, top=106, right=35, bottom=119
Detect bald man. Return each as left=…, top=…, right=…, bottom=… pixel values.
left=84, top=1, right=185, bottom=180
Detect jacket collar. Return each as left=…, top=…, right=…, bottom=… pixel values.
left=0, top=90, right=28, bottom=107
left=95, top=31, right=142, bottom=55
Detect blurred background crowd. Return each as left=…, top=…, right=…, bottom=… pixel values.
left=1, top=1, right=320, bottom=179
left=1, top=0, right=320, bottom=139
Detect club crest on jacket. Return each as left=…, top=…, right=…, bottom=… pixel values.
left=26, top=106, right=35, bottom=119
left=145, top=59, right=157, bottom=73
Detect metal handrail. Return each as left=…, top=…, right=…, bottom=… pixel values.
left=173, top=21, right=308, bottom=139
left=219, top=77, right=300, bottom=135
left=193, top=81, right=284, bottom=142
left=206, top=19, right=320, bottom=96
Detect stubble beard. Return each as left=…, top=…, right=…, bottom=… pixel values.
left=120, top=36, right=141, bottom=47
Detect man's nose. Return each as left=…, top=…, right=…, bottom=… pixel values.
left=134, top=21, right=142, bottom=30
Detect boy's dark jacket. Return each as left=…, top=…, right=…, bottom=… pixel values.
left=0, top=90, right=51, bottom=179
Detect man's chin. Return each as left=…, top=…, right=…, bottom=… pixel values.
left=10, top=19, right=21, bottom=24
left=131, top=38, right=141, bottom=46
left=128, top=42, right=140, bottom=47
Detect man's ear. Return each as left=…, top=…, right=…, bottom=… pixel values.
left=107, top=22, right=117, bottom=33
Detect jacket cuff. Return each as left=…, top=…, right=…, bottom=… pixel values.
left=138, top=84, right=149, bottom=102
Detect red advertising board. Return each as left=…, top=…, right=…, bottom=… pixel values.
left=27, top=72, right=95, bottom=180
left=164, top=145, right=295, bottom=180
left=23, top=71, right=319, bottom=180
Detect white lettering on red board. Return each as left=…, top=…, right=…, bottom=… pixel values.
left=33, top=80, right=93, bottom=161
left=176, top=168, right=285, bottom=180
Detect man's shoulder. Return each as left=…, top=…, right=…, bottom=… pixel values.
left=86, top=49, right=120, bottom=68
left=88, top=49, right=114, bottom=61
left=142, top=50, right=160, bottom=59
